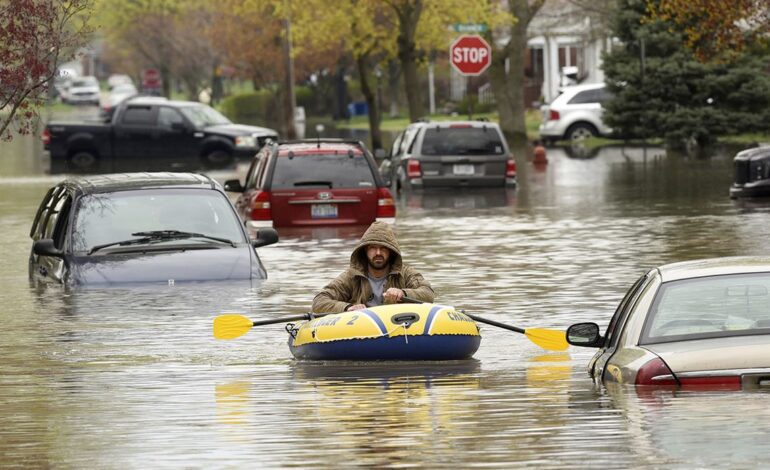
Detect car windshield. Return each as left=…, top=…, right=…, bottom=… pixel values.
left=179, top=105, right=231, bottom=128
left=270, top=153, right=376, bottom=189
left=71, top=77, right=98, bottom=88
left=641, top=273, right=770, bottom=343
left=420, top=127, right=505, bottom=155
left=71, top=189, right=245, bottom=253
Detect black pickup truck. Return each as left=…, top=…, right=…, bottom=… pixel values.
left=44, top=96, right=278, bottom=173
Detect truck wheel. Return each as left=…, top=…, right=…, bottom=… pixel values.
left=565, top=123, right=598, bottom=141
left=68, top=150, right=98, bottom=172
left=203, top=149, right=233, bottom=168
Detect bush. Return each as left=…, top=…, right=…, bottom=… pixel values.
left=219, top=89, right=279, bottom=125
left=455, top=94, right=495, bottom=115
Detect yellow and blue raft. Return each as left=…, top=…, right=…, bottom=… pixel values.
left=286, top=303, right=481, bottom=360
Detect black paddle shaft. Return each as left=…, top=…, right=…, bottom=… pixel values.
left=251, top=313, right=330, bottom=327
left=401, top=296, right=526, bottom=334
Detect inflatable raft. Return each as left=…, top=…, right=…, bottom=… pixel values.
left=287, top=303, right=481, bottom=360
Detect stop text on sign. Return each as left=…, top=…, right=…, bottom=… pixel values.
left=450, top=34, right=492, bottom=76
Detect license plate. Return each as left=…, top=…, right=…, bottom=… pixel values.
left=311, top=204, right=337, bottom=218
left=453, top=164, right=474, bottom=175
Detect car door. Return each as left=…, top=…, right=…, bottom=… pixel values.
left=153, top=106, right=198, bottom=169
left=29, top=186, right=72, bottom=284
left=589, top=273, right=652, bottom=383
left=112, top=104, right=159, bottom=170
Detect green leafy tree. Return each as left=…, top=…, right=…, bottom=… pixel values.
left=602, top=0, right=770, bottom=148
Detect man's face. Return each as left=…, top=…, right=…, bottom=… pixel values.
left=366, top=244, right=391, bottom=270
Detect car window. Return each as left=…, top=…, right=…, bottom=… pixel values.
left=390, top=132, right=404, bottom=157
left=604, top=274, right=650, bottom=348
left=179, top=105, right=231, bottom=128
left=270, top=153, right=375, bottom=189
left=246, top=153, right=267, bottom=189
left=568, top=88, right=608, bottom=105
left=420, top=127, right=505, bottom=156
left=51, top=196, right=72, bottom=249
left=158, top=107, right=185, bottom=128
left=30, top=186, right=56, bottom=239
left=641, top=273, right=770, bottom=344
left=70, top=189, right=245, bottom=253
left=122, top=106, right=156, bottom=125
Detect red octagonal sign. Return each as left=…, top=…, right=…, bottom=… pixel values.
left=450, top=34, right=491, bottom=76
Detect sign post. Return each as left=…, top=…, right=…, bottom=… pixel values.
left=450, top=34, right=492, bottom=119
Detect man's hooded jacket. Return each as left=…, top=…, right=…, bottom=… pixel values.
left=311, top=221, right=434, bottom=313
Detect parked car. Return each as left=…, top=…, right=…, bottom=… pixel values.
left=538, top=82, right=612, bottom=143
left=43, top=97, right=278, bottom=173
left=62, top=76, right=100, bottom=105
left=107, top=74, right=134, bottom=90
left=381, top=120, right=516, bottom=191
left=100, top=82, right=138, bottom=118
left=567, top=256, right=770, bottom=389
left=29, top=173, right=279, bottom=286
left=729, top=146, right=770, bottom=199
left=224, top=139, right=395, bottom=229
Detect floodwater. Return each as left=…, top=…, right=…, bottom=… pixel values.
left=1, top=118, right=770, bottom=468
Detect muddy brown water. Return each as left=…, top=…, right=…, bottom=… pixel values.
left=1, top=122, right=769, bottom=467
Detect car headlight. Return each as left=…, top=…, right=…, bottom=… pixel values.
left=235, top=135, right=257, bottom=148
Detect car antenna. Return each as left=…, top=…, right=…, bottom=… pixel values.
left=315, top=124, right=325, bottom=149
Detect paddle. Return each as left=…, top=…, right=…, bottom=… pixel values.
left=401, top=296, right=568, bottom=351
left=213, top=312, right=329, bottom=340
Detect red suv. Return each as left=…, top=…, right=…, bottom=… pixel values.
left=225, top=139, right=395, bottom=229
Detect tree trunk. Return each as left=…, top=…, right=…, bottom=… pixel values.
left=506, top=14, right=529, bottom=146
left=356, top=54, right=382, bottom=151
left=394, top=0, right=423, bottom=122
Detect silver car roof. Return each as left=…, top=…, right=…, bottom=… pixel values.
left=658, top=256, right=770, bottom=283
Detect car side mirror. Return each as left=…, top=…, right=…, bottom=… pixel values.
left=33, top=239, right=64, bottom=258
left=251, top=227, right=279, bottom=248
left=224, top=179, right=244, bottom=192
left=566, top=322, right=603, bottom=347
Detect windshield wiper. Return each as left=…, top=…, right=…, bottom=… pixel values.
left=88, top=230, right=236, bottom=255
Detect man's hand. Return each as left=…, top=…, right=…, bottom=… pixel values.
left=346, top=304, right=366, bottom=311
left=383, top=288, right=405, bottom=304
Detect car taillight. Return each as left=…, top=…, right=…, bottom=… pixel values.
left=376, top=187, right=396, bottom=218
left=506, top=158, right=517, bottom=178
left=549, top=110, right=560, bottom=121
left=250, top=190, right=272, bottom=221
left=635, top=357, right=677, bottom=386
left=42, top=128, right=51, bottom=146
left=406, top=159, right=422, bottom=179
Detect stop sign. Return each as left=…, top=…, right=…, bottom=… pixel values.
left=450, top=34, right=491, bottom=76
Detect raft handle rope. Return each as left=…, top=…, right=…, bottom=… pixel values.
left=285, top=323, right=298, bottom=339
left=311, top=322, right=412, bottom=344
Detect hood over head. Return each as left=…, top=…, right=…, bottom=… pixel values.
left=350, top=221, right=401, bottom=272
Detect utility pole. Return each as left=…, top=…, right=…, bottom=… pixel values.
left=282, top=8, right=297, bottom=139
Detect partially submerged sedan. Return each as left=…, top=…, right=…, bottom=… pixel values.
left=567, top=257, right=770, bottom=389
left=29, top=173, right=278, bottom=286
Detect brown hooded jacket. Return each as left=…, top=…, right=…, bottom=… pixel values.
left=311, top=221, right=434, bottom=313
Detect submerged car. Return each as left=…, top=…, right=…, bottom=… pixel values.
left=567, top=256, right=770, bottom=390
left=62, top=75, right=100, bottom=105
left=29, top=173, right=279, bottom=286
left=382, top=120, right=516, bottom=191
left=225, top=139, right=395, bottom=229
left=729, top=146, right=770, bottom=199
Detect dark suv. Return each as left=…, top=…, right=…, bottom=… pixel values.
left=29, top=173, right=279, bottom=286
left=381, top=120, right=517, bottom=191
left=225, top=139, right=395, bottom=229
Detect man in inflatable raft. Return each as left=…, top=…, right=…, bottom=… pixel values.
left=312, top=221, right=434, bottom=313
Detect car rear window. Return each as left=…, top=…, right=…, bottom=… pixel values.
left=420, top=127, right=505, bottom=156
left=567, top=88, right=611, bottom=105
left=641, top=273, right=770, bottom=344
left=270, top=153, right=376, bottom=189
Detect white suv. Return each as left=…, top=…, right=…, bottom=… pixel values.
left=539, top=83, right=612, bottom=143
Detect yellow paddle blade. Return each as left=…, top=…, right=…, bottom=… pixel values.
left=213, top=314, right=254, bottom=340
left=524, top=328, right=569, bottom=351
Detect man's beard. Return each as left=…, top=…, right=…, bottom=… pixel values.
left=368, top=256, right=387, bottom=270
